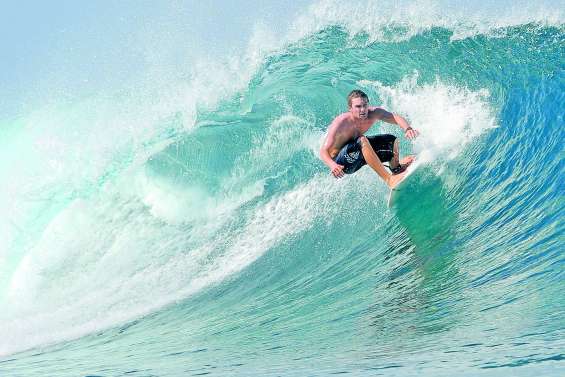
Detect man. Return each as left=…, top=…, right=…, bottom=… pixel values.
left=319, top=89, right=419, bottom=189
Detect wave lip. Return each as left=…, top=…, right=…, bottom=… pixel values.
left=290, top=0, right=564, bottom=43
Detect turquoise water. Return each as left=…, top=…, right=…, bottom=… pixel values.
left=1, top=1, right=564, bottom=376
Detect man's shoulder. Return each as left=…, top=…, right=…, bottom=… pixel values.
left=368, top=106, right=386, bottom=117
left=369, top=106, right=390, bottom=120
left=332, top=112, right=351, bottom=125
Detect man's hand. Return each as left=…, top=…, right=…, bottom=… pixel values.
left=331, top=163, right=345, bottom=178
left=405, top=127, right=419, bottom=140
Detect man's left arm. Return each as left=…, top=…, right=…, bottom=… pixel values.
left=372, top=107, right=419, bottom=140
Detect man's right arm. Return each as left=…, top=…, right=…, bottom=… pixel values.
left=320, top=121, right=345, bottom=178
left=371, top=107, right=419, bottom=140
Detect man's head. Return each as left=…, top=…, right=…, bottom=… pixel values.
left=347, top=89, right=369, bottom=108
left=347, top=90, right=369, bottom=120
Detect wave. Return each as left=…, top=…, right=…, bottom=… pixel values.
left=0, top=1, right=563, bottom=370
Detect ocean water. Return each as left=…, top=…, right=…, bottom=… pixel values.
left=1, top=1, right=564, bottom=376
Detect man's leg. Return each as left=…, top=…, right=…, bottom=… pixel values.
left=389, top=139, right=400, bottom=170
left=389, top=139, right=415, bottom=172
left=359, top=136, right=406, bottom=189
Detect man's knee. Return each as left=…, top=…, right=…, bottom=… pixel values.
left=358, top=136, right=369, bottom=148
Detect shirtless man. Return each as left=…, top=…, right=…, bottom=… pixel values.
left=319, top=89, right=419, bottom=189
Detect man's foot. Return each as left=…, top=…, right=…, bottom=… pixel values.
left=389, top=155, right=416, bottom=174
left=387, top=170, right=408, bottom=189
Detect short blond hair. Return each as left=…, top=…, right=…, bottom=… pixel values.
left=347, top=90, right=369, bottom=107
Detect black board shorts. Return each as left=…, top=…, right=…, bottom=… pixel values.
left=333, top=134, right=396, bottom=174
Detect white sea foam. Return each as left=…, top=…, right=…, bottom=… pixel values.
left=0, top=168, right=360, bottom=356
left=360, top=74, right=496, bottom=168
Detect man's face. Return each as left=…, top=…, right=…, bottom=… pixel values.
left=349, top=97, right=369, bottom=120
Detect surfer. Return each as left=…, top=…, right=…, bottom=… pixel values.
left=319, top=89, right=419, bottom=189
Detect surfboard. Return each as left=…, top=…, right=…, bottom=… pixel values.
left=387, top=160, right=422, bottom=208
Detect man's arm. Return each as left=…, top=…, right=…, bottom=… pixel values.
left=371, top=107, right=419, bottom=139
left=320, top=121, right=345, bottom=178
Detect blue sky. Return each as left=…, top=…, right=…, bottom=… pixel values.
left=0, top=0, right=312, bottom=121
